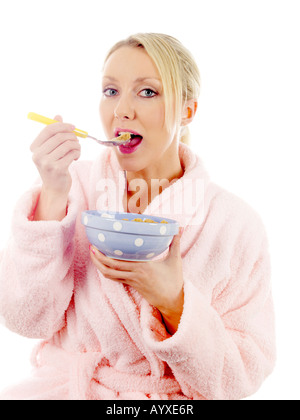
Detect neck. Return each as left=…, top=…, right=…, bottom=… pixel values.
left=126, top=156, right=183, bottom=185
left=124, top=146, right=184, bottom=214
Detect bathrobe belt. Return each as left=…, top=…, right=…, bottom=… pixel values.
left=32, top=342, right=182, bottom=400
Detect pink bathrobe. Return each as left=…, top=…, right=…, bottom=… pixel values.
left=0, top=143, right=275, bottom=400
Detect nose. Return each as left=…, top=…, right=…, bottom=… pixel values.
left=114, top=95, right=135, bottom=120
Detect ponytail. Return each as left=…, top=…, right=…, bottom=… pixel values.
left=180, top=126, right=190, bottom=145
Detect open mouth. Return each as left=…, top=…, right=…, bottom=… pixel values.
left=117, top=130, right=143, bottom=152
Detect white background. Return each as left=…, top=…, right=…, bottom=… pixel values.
left=0, top=0, right=299, bottom=400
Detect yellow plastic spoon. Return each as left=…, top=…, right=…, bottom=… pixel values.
left=27, top=112, right=131, bottom=146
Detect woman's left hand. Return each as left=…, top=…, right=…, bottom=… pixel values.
left=89, top=230, right=184, bottom=335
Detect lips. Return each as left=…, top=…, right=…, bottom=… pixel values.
left=115, top=128, right=143, bottom=138
left=118, top=137, right=143, bottom=154
left=114, top=128, right=143, bottom=154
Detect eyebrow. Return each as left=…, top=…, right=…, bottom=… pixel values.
left=102, top=76, right=161, bottom=83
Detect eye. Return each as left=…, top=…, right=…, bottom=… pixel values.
left=139, top=88, right=157, bottom=98
left=103, top=88, right=118, bottom=97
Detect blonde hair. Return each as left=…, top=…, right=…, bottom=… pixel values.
left=104, top=33, right=201, bottom=145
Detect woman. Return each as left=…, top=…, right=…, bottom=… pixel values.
left=0, top=33, right=275, bottom=400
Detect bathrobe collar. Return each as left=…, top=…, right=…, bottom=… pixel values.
left=93, top=142, right=210, bottom=228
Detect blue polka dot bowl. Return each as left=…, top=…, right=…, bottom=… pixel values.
left=81, top=210, right=179, bottom=261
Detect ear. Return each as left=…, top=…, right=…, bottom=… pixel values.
left=181, top=99, right=198, bottom=127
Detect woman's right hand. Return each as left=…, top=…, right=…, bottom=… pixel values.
left=30, top=115, right=81, bottom=196
left=30, top=115, right=81, bottom=221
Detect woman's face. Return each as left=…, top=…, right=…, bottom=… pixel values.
left=99, top=46, right=178, bottom=173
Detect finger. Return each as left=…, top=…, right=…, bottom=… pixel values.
left=54, top=115, right=63, bottom=123
left=167, top=232, right=182, bottom=260
left=32, top=138, right=81, bottom=171
left=34, top=132, right=79, bottom=157
left=55, top=148, right=81, bottom=170
left=30, top=122, right=76, bottom=151
left=90, top=250, right=133, bottom=280
left=91, top=245, right=138, bottom=272
left=50, top=137, right=81, bottom=162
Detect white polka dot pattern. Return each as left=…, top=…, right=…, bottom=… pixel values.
left=101, top=213, right=114, bottom=219
left=146, top=253, right=155, bottom=259
left=113, top=222, right=123, bottom=231
left=114, top=250, right=123, bottom=256
left=98, top=233, right=105, bottom=242
left=82, top=210, right=178, bottom=262
left=134, top=238, right=144, bottom=247
left=160, top=226, right=167, bottom=235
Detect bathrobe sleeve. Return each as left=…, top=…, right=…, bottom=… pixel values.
left=0, top=165, right=85, bottom=339
left=141, top=192, right=276, bottom=400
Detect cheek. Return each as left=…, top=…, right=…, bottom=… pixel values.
left=99, top=100, right=112, bottom=130
left=150, top=103, right=165, bottom=129
left=99, top=99, right=106, bottom=117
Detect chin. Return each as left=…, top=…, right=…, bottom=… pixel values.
left=113, top=150, right=146, bottom=173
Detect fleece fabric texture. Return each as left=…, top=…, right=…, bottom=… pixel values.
left=0, top=143, right=276, bottom=400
